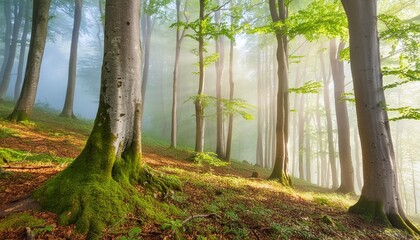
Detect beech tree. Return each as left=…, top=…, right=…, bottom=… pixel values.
left=33, top=1, right=177, bottom=237
left=8, top=0, right=51, bottom=122
left=267, top=0, right=291, bottom=186
left=60, top=0, right=83, bottom=118
left=0, top=0, right=24, bottom=101
left=341, top=0, right=420, bottom=234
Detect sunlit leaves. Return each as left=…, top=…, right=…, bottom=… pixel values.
left=185, top=95, right=255, bottom=120
left=379, top=14, right=420, bottom=88
left=289, top=81, right=322, bottom=94
left=388, top=106, right=420, bottom=121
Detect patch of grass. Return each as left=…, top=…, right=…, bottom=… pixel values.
left=0, top=213, right=45, bottom=232
left=188, top=152, right=230, bottom=167
left=270, top=223, right=294, bottom=239
left=0, top=125, right=18, bottom=138
left=0, top=148, right=73, bottom=165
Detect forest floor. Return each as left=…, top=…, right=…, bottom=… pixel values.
left=0, top=102, right=418, bottom=240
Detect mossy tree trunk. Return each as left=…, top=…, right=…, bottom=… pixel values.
left=268, top=0, right=291, bottom=186
left=329, top=39, right=355, bottom=194
left=60, top=0, right=83, bottom=118
left=34, top=1, right=144, bottom=237
left=8, top=0, right=51, bottom=122
left=341, top=0, right=419, bottom=234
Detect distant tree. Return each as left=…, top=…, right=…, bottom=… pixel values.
left=14, top=0, right=31, bottom=102
left=0, top=0, right=12, bottom=81
left=0, top=0, right=24, bottom=101
left=8, top=0, right=51, bottom=122
left=342, top=0, right=420, bottom=234
left=171, top=0, right=189, bottom=148
left=34, top=1, right=153, bottom=237
left=60, top=0, right=83, bottom=118
left=329, top=39, right=355, bottom=194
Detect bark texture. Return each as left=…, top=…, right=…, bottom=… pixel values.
left=8, top=0, right=51, bottom=122
left=225, top=14, right=235, bottom=161
left=342, top=0, right=419, bottom=234
left=34, top=1, right=148, bottom=237
left=0, top=0, right=12, bottom=81
left=60, top=0, right=83, bottom=118
left=267, top=0, right=291, bottom=186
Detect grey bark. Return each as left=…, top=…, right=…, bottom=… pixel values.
left=0, top=0, right=12, bottom=81
left=256, top=47, right=264, bottom=166
left=225, top=1, right=235, bottom=161
left=9, top=0, right=51, bottom=122
left=329, top=39, right=355, bottom=194
left=140, top=12, right=152, bottom=111
left=14, top=0, right=31, bottom=102
left=0, top=0, right=24, bottom=100
left=194, top=0, right=205, bottom=153
left=342, top=0, right=419, bottom=233
left=215, top=0, right=225, bottom=159
left=60, top=0, right=83, bottom=118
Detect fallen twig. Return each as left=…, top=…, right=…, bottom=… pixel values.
left=251, top=229, right=260, bottom=240
left=3, top=165, right=56, bottom=170
left=182, top=213, right=220, bottom=225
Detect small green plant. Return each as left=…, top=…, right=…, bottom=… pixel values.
left=0, top=126, right=18, bottom=138
left=189, top=152, right=229, bottom=167
left=224, top=210, right=239, bottom=222
left=33, top=225, right=53, bottom=235
left=119, top=227, right=142, bottom=240
left=270, top=223, right=294, bottom=239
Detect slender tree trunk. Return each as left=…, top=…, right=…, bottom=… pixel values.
left=315, top=93, right=326, bottom=187
left=342, top=0, right=419, bottom=234
left=34, top=2, right=144, bottom=237
left=14, top=0, right=31, bottom=102
left=0, top=0, right=24, bottom=101
left=8, top=0, right=51, bottom=122
left=320, top=52, right=339, bottom=189
left=330, top=39, right=355, bottom=194
left=256, top=47, right=264, bottom=166
left=141, top=13, right=153, bottom=112
left=171, top=0, right=188, bottom=148
left=305, top=108, right=311, bottom=182
left=410, top=157, right=417, bottom=214
left=214, top=0, right=226, bottom=159
left=268, top=0, right=291, bottom=186
left=60, top=0, right=83, bottom=118
left=298, top=92, right=305, bottom=180
left=225, top=2, right=235, bottom=161
left=0, top=0, right=12, bottom=82
left=195, top=0, right=205, bottom=153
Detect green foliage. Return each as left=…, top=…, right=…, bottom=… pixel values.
left=340, top=92, right=355, bottom=103
left=186, top=95, right=255, bottom=120
left=289, top=80, right=322, bottom=94
left=388, top=106, right=420, bottom=121
left=0, top=125, right=18, bottom=138
left=379, top=14, right=420, bottom=88
left=188, top=152, right=229, bottom=167
left=119, top=227, right=142, bottom=240
left=270, top=223, right=294, bottom=239
left=0, top=213, right=45, bottom=232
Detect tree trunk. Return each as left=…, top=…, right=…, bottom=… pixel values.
left=8, top=0, right=51, bottom=122
left=0, top=0, right=12, bottom=81
left=268, top=0, right=291, bottom=186
left=256, top=47, right=264, bottom=166
left=60, top=0, right=83, bottom=118
left=194, top=0, right=205, bottom=153
left=225, top=3, right=235, bottom=161
left=342, top=0, right=419, bottom=234
left=298, top=93, right=305, bottom=180
left=354, top=124, right=363, bottom=191
left=171, top=0, right=188, bottom=148
left=329, top=39, right=355, bottom=194
left=320, top=52, right=338, bottom=189
left=14, top=0, right=31, bottom=102
left=305, top=108, right=311, bottom=182
left=140, top=13, right=153, bottom=112
left=0, top=0, right=24, bottom=101
left=215, top=0, right=225, bottom=159
left=34, top=1, right=145, bottom=237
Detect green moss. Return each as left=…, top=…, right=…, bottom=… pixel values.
left=0, top=213, right=45, bottom=231
left=8, top=110, right=30, bottom=122
left=348, top=196, right=389, bottom=225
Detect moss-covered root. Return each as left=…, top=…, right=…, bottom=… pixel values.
left=138, top=165, right=182, bottom=195
left=349, top=196, right=418, bottom=235
left=268, top=172, right=292, bottom=187
left=33, top=166, right=138, bottom=239
left=7, top=110, right=30, bottom=122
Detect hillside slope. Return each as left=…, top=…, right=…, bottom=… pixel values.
left=0, top=102, right=415, bottom=239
